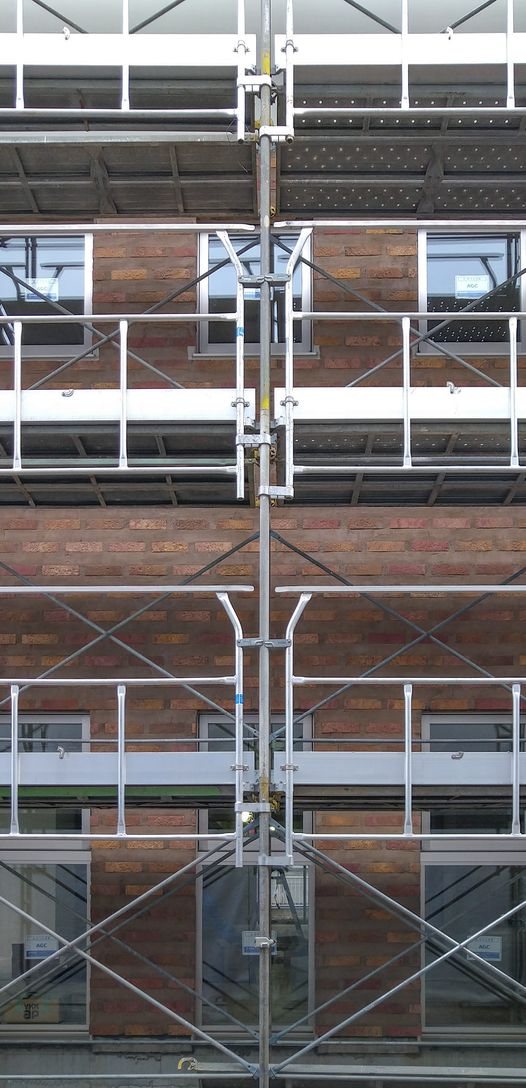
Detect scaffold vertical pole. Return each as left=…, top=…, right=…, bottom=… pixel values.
left=512, top=682, right=521, bottom=835
left=217, top=592, right=246, bottom=867
left=15, top=0, right=24, bottom=109
left=10, top=684, right=19, bottom=835
left=236, top=0, right=247, bottom=142
left=258, top=0, right=273, bottom=1081
left=507, top=0, right=515, bottom=109
left=13, top=321, right=22, bottom=472
left=119, top=320, right=129, bottom=468
left=121, top=0, right=131, bottom=110
left=216, top=231, right=247, bottom=499
left=117, top=683, right=127, bottom=837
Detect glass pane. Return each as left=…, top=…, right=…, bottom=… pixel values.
left=0, top=237, right=85, bottom=347
left=0, top=862, right=88, bottom=1027
left=0, top=719, right=83, bottom=835
left=429, top=719, right=525, bottom=835
left=424, top=864, right=526, bottom=1029
left=426, top=234, right=520, bottom=344
left=202, top=865, right=309, bottom=1027
left=207, top=235, right=303, bottom=346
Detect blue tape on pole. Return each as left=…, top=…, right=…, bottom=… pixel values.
left=235, top=693, right=244, bottom=704
left=236, top=326, right=245, bottom=337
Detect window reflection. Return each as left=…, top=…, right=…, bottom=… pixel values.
left=426, top=234, right=521, bottom=344
left=202, top=865, right=309, bottom=1027
left=0, top=236, right=85, bottom=347
left=0, top=862, right=88, bottom=1027
left=425, top=864, right=526, bottom=1029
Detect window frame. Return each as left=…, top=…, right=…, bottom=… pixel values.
left=0, top=714, right=91, bottom=1034
left=0, top=849, right=91, bottom=1035
left=421, top=850, right=526, bottom=1036
left=420, top=712, right=526, bottom=1036
left=197, top=231, right=312, bottom=356
left=0, top=233, right=94, bottom=360
left=417, top=228, right=526, bottom=356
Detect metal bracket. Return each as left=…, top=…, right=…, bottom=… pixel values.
left=237, top=433, right=276, bottom=448
left=238, top=638, right=291, bottom=649
left=239, top=274, right=289, bottom=287
left=280, top=395, right=299, bottom=407
left=235, top=802, right=271, bottom=813
left=258, top=125, right=294, bottom=143
left=258, top=854, right=294, bottom=867
left=253, top=935, right=276, bottom=949
left=258, top=485, right=294, bottom=499
left=237, top=74, right=274, bottom=92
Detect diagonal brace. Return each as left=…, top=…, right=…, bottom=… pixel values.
left=0, top=531, right=259, bottom=723
left=270, top=532, right=526, bottom=731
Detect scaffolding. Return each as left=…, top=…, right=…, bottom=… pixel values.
left=3, top=2, right=526, bottom=1087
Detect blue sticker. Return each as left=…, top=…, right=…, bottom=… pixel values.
left=235, top=693, right=244, bottom=704
left=236, top=326, right=245, bottom=337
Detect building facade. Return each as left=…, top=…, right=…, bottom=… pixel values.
left=1, top=2, right=526, bottom=1086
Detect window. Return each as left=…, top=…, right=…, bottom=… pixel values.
left=0, top=714, right=88, bottom=835
left=418, top=231, right=525, bottom=353
left=197, top=714, right=313, bottom=1031
left=0, top=716, right=89, bottom=1032
left=198, top=233, right=311, bottom=354
left=0, top=235, right=93, bottom=357
left=200, top=863, right=310, bottom=1029
left=0, top=855, right=89, bottom=1030
left=422, top=714, right=526, bottom=1034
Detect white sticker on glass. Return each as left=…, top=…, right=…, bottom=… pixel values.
left=454, top=274, right=491, bottom=300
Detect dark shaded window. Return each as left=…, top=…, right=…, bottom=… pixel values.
left=0, top=236, right=86, bottom=348
left=426, top=234, right=521, bottom=345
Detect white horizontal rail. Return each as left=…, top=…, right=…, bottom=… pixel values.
left=0, top=313, right=236, bottom=323
left=274, top=387, right=526, bottom=424
left=276, top=585, right=526, bottom=595
left=292, top=311, right=526, bottom=321
left=0, top=584, right=253, bottom=594
left=275, top=219, right=526, bottom=230
left=1, top=34, right=256, bottom=69
left=0, top=390, right=256, bottom=425
left=0, top=223, right=257, bottom=234
left=275, top=33, right=526, bottom=68
left=292, top=676, right=526, bottom=685
left=0, top=676, right=237, bottom=685
left=0, top=466, right=239, bottom=476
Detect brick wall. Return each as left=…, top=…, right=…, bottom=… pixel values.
left=1, top=506, right=524, bottom=1038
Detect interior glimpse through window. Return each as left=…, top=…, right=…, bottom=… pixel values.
left=0, top=862, right=88, bottom=1028
left=423, top=715, right=526, bottom=1033
left=425, top=234, right=521, bottom=344
left=202, top=864, right=309, bottom=1027
left=0, top=236, right=86, bottom=347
